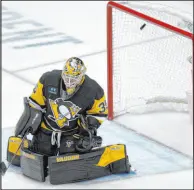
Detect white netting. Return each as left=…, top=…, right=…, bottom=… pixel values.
left=111, top=2, right=193, bottom=117
left=122, top=1, right=193, bottom=33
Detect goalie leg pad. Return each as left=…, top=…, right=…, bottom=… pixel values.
left=7, top=136, right=29, bottom=166
left=110, top=155, right=131, bottom=174
left=48, top=144, right=130, bottom=184
left=20, top=148, right=48, bottom=182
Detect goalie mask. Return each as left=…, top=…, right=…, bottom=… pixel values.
left=62, top=57, right=86, bottom=95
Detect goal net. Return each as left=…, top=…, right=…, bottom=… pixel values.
left=107, top=1, right=193, bottom=120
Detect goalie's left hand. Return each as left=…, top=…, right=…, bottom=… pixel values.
left=76, top=135, right=102, bottom=151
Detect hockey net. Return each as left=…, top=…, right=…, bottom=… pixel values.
left=107, top=1, right=193, bottom=120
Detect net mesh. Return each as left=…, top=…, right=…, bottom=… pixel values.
left=111, top=3, right=193, bottom=117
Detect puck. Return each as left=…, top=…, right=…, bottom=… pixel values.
left=140, top=23, right=146, bottom=30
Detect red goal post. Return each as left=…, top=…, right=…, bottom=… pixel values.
left=107, top=1, right=193, bottom=120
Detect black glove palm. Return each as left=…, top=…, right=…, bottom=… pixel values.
left=74, top=115, right=102, bottom=153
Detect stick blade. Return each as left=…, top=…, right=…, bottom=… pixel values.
left=0, top=162, right=7, bottom=176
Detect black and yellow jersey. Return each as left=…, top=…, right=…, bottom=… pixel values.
left=29, top=70, right=108, bottom=133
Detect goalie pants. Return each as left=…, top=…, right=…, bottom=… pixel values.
left=31, top=128, right=78, bottom=156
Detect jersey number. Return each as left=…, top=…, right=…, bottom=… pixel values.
left=99, top=102, right=106, bottom=113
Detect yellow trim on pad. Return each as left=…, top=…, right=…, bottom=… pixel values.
left=96, top=144, right=125, bottom=167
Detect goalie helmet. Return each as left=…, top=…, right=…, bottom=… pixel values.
left=62, top=57, right=87, bottom=95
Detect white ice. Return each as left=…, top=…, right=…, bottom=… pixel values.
left=2, top=1, right=193, bottom=189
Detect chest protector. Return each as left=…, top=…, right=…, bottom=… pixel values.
left=42, top=70, right=96, bottom=132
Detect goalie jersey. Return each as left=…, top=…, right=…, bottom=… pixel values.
left=29, top=70, right=108, bottom=133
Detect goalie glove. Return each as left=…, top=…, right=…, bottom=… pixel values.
left=73, top=134, right=102, bottom=153
left=74, top=115, right=102, bottom=152
left=77, top=135, right=102, bottom=149
left=78, top=115, right=101, bottom=136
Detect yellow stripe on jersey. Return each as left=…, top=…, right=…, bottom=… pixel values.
left=41, top=121, right=52, bottom=131
left=86, top=95, right=108, bottom=115
left=30, top=81, right=45, bottom=106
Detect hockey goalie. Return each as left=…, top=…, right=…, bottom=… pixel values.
left=5, top=57, right=131, bottom=184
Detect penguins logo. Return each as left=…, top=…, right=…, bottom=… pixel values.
left=70, top=58, right=79, bottom=71
left=48, top=98, right=81, bottom=128
left=69, top=58, right=83, bottom=72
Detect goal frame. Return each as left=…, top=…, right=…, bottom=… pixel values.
left=107, top=1, right=193, bottom=120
